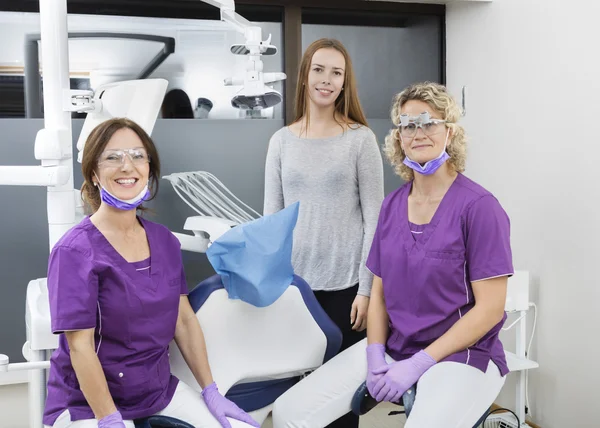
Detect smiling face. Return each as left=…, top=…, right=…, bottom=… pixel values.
left=306, top=47, right=346, bottom=109
left=93, top=128, right=150, bottom=202
left=399, top=100, right=449, bottom=164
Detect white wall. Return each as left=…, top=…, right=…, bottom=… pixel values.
left=446, top=1, right=600, bottom=427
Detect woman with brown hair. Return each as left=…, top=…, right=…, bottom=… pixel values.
left=264, top=38, right=384, bottom=428
left=42, top=118, right=258, bottom=428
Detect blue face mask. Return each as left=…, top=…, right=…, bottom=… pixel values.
left=402, top=129, right=450, bottom=176
left=95, top=173, right=150, bottom=211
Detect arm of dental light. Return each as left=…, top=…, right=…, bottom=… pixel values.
left=206, top=0, right=251, bottom=33
left=173, top=296, right=215, bottom=389
left=65, top=329, right=119, bottom=419
left=0, top=166, right=70, bottom=187
left=0, top=128, right=72, bottom=187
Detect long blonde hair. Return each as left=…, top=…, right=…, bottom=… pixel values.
left=293, top=38, right=368, bottom=134
left=384, top=82, right=467, bottom=181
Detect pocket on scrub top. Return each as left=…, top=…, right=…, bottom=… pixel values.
left=103, top=362, right=150, bottom=406
left=424, top=249, right=465, bottom=261
left=169, top=276, right=181, bottom=288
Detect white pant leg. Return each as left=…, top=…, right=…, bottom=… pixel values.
left=44, top=409, right=135, bottom=428
left=272, top=338, right=370, bottom=428
left=155, top=381, right=257, bottom=428
left=404, top=360, right=506, bottom=428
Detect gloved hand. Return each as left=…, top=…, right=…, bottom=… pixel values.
left=202, top=382, right=260, bottom=428
left=98, top=411, right=126, bottom=428
left=372, top=350, right=436, bottom=403
left=366, top=343, right=388, bottom=398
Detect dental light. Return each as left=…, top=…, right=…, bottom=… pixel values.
left=203, top=0, right=286, bottom=110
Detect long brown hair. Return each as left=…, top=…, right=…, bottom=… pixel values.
left=80, top=118, right=161, bottom=214
left=293, top=38, right=368, bottom=133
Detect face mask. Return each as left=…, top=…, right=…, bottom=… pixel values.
left=402, top=129, right=450, bottom=176
left=95, top=173, right=150, bottom=211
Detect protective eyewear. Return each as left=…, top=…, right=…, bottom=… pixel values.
left=398, top=112, right=447, bottom=138
left=98, top=148, right=150, bottom=167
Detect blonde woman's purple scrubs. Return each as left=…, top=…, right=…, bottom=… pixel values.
left=366, top=173, right=513, bottom=376
left=43, top=216, right=188, bottom=425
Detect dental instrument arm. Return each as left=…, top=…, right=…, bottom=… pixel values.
left=65, top=329, right=120, bottom=420
left=424, top=276, right=507, bottom=363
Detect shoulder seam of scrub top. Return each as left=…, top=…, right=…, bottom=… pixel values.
left=53, top=243, right=93, bottom=260
left=54, top=221, right=93, bottom=251
left=460, top=194, right=496, bottom=230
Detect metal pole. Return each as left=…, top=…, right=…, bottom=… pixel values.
left=30, top=1, right=75, bottom=426
left=515, top=310, right=527, bottom=426
left=39, top=0, right=75, bottom=251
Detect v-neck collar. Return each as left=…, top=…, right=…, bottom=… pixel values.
left=401, top=173, right=461, bottom=252
left=86, top=216, right=158, bottom=287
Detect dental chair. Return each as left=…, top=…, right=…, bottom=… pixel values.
left=135, top=273, right=342, bottom=428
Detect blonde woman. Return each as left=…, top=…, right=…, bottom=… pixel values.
left=273, top=82, right=511, bottom=428
left=362, top=81, right=511, bottom=426
left=263, top=38, right=384, bottom=428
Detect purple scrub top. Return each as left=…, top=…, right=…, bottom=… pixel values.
left=366, top=173, right=512, bottom=376
left=43, top=216, right=189, bottom=425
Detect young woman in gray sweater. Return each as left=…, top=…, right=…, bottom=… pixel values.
left=263, top=38, right=384, bottom=428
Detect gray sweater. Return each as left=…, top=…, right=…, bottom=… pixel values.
left=263, top=125, right=384, bottom=296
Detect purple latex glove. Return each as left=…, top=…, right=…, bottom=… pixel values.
left=98, top=411, right=126, bottom=428
left=202, top=382, right=260, bottom=428
left=372, top=350, right=436, bottom=403
left=366, top=343, right=388, bottom=397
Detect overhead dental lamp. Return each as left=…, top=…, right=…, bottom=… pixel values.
left=203, top=0, right=287, bottom=110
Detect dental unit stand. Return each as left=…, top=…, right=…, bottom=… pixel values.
left=0, top=2, right=75, bottom=427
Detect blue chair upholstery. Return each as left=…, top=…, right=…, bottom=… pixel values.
left=351, top=381, right=490, bottom=426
